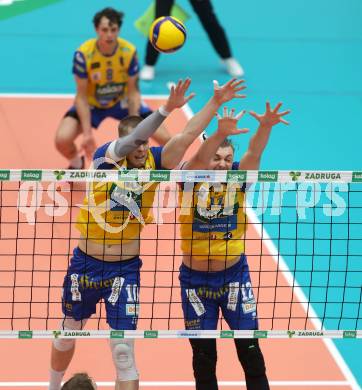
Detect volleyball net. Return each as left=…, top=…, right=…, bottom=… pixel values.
left=0, top=169, right=361, bottom=339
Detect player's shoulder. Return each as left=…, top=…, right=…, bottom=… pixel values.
left=77, top=38, right=97, bottom=55
left=117, top=37, right=137, bottom=55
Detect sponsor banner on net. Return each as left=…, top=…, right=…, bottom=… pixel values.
left=144, top=330, right=158, bottom=338
left=110, top=330, right=125, bottom=339
left=258, top=171, right=278, bottom=182
left=150, top=170, right=171, bottom=182
left=18, top=330, right=33, bottom=339
left=51, top=170, right=116, bottom=182
left=343, top=330, right=357, bottom=339
left=352, top=171, right=362, bottom=182
left=21, top=170, right=42, bottom=181
left=220, top=330, right=234, bottom=338
left=118, top=169, right=138, bottom=181
left=226, top=170, right=247, bottom=183
left=177, top=330, right=202, bottom=338
left=301, top=171, right=349, bottom=182
left=253, top=330, right=268, bottom=338
left=181, top=170, right=217, bottom=182
left=52, top=330, right=93, bottom=338
left=0, top=170, right=10, bottom=181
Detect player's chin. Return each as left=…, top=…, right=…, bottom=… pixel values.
left=132, top=159, right=146, bottom=168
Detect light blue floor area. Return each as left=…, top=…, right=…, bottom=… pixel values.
left=0, top=0, right=361, bottom=386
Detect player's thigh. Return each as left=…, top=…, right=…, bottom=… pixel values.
left=55, top=116, right=82, bottom=145
left=220, top=265, right=258, bottom=330
left=104, top=265, right=141, bottom=330
left=180, top=285, right=219, bottom=330
left=62, top=248, right=102, bottom=321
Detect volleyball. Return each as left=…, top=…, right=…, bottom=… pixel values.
left=149, top=16, right=187, bottom=53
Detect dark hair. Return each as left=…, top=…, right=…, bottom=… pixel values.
left=93, top=8, right=124, bottom=28
left=61, top=373, right=95, bottom=390
left=118, top=116, right=144, bottom=137
left=219, top=138, right=235, bottom=152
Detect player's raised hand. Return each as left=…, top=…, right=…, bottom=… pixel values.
left=213, top=78, right=246, bottom=105
left=249, top=102, right=291, bottom=127
left=215, top=107, right=249, bottom=138
left=164, top=78, right=195, bottom=112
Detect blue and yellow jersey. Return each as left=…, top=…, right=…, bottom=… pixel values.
left=179, top=163, right=247, bottom=261
left=76, top=143, right=162, bottom=244
left=72, top=38, right=139, bottom=109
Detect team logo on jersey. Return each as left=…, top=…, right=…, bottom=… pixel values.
left=90, top=62, right=100, bottom=69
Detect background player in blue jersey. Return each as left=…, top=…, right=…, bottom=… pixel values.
left=55, top=7, right=171, bottom=170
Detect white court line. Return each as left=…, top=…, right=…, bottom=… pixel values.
left=0, top=381, right=352, bottom=387
left=246, top=206, right=360, bottom=390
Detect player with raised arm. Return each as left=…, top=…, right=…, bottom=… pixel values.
left=49, top=78, right=246, bottom=390
left=179, top=100, right=290, bottom=389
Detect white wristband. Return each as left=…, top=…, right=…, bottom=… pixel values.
left=158, top=105, right=170, bottom=117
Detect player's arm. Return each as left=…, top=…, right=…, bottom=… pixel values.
left=238, top=102, right=291, bottom=170
left=126, top=51, right=141, bottom=116
left=72, top=50, right=97, bottom=159
left=106, top=79, right=195, bottom=162
left=161, top=79, right=246, bottom=169
left=127, top=74, right=141, bottom=116
left=183, top=108, right=248, bottom=170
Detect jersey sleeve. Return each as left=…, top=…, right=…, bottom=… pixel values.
left=93, top=142, right=115, bottom=169
left=150, top=146, right=163, bottom=169
left=72, top=50, right=88, bottom=79
left=128, top=51, right=140, bottom=76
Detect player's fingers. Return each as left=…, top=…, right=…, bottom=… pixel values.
left=249, top=111, right=259, bottom=119
left=266, top=101, right=271, bottom=112
left=213, top=79, right=220, bottom=89
left=234, top=85, right=247, bottom=92
left=223, top=106, right=228, bottom=117
left=234, top=94, right=247, bottom=99
left=235, top=110, right=246, bottom=120
left=280, top=118, right=290, bottom=125
left=279, top=109, right=291, bottom=117
left=234, top=128, right=249, bottom=134
left=184, top=93, right=196, bottom=103
left=229, top=108, right=235, bottom=118
left=232, top=79, right=246, bottom=88
left=182, top=78, right=191, bottom=91
left=215, top=112, right=222, bottom=120
left=272, top=102, right=282, bottom=113
left=225, top=78, right=237, bottom=87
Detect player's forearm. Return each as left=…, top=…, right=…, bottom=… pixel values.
left=181, top=97, right=220, bottom=144
left=247, top=124, right=272, bottom=158
left=127, top=91, right=141, bottom=116
left=108, top=109, right=168, bottom=159
left=186, top=132, right=225, bottom=169
left=75, top=95, right=92, bottom=135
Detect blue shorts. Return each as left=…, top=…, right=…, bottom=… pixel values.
left=65, top=100, right=153, bottom=129
left=62, top=247, right=142, bottom=330
left=179, top=255, right=258, bottom=330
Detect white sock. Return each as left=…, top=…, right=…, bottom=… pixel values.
left=49, top=368, right=65, bottom=390
left=69, top=155, right=83, bottom=169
